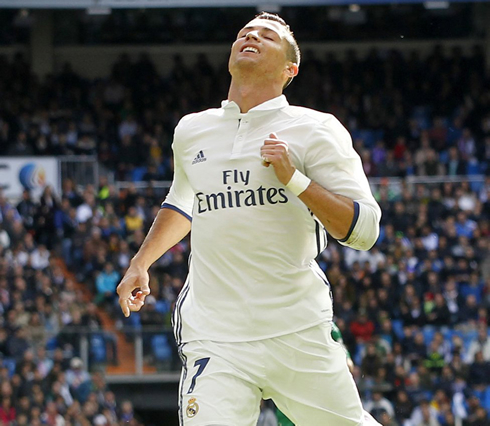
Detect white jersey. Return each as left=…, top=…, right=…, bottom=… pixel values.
left=164, top=95, right=381, bottom=344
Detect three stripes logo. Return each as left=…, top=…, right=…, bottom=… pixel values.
left=192, top=150, right=207, bottom=165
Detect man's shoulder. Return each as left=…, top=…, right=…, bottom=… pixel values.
left=283, top=105, right=340, bottom=127
left=178, top=108, right=223, bottom=127
left=283, top=105, right=352, bottom=143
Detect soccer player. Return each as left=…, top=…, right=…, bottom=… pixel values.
left=117, top=12, right=382, bottom=426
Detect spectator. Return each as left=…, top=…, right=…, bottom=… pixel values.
left=467, top=350, right=490, bottom=389
left=6, top=131, right=33, bottom=156
left=0, top=397, right=16, bottom=425
left=30, top=244, right=50, bottom=270
left=65, top=358, right=91, bottom=398
left=466, top=325, right=490, bottom=363
left=361, top=343, right=383, bottom=379
left=7, top=327, right=30, bottom=361
left=95, top=263, right=120, bottom=307
left=423, top=341, right=445, bottom=373
left=410, top=399, right=440, bottom=426
left=365, top=391, right=395, bottom=420
left=379, top=410, right=399, bottom=426
left=41, top=401, right=65, bottom=426
left=76, top=193, right=96, bottom=224
left=119, top=400, right=136, bottom=423
left=16, top=190, right=37, bottom=230
left=124, top=206, right=144, bottom=233
left=394, top=389, right=413, bottom=424
left=426, top=293, right=451, bottom=326
left=57, top=309, right=84, bottom=357
left=81, top=303, right=118, bottom=365
left=351, top=311, right=375, bottom=343
left=465, top=406, right=490, bottom=426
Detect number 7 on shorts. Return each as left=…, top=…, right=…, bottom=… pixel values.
left=187, top=357, right=210, bottom=394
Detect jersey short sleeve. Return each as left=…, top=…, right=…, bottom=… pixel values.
left=304, top=115, right=381, bottom=250
left=161, top=117, right=195, bottom=220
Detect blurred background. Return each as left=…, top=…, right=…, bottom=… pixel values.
left=0, top=0, right=489, bottom=425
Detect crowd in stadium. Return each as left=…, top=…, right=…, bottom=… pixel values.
left=0, top=41, right=489, bottom=426
left=1, top=43, right=489, bottom=180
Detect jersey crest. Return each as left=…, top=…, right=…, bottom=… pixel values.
left=186, top=397, right=199, bottom=418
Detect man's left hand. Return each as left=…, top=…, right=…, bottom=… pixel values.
left=260, top=133, right=295, bottom=185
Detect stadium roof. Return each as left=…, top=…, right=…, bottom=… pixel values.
left=0, top=0, right=485, bottom=7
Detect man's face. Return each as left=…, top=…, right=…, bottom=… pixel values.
left=228, top=18, right=294, bottom=85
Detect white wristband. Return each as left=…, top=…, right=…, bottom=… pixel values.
left=286, top=169, right=311, bottom=196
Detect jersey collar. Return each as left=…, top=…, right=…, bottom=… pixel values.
left=221, top=95, right=289, bottom=118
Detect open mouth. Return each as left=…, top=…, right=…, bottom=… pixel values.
left=241, top=46, right=259, bottom=54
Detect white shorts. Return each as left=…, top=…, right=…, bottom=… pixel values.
left=178, top=321, right=370, bottom=426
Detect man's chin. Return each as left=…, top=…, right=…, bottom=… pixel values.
left=230, top=59, right=259, bottom=75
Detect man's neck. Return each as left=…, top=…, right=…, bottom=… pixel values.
left=227, top=79, right=283, bottom=113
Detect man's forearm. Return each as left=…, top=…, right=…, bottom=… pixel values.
left=298, top=180, right=379, bottom=251
left=131, top=207, right=191, bottom=270
left=298, top=181, right=354, bottom=240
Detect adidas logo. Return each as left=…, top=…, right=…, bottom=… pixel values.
left=192, top=150, right=207, bottom=165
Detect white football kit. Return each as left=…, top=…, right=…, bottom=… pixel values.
left=162, top=95, right=382, bottom=425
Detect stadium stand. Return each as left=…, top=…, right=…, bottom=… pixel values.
left=0, top=36, right=489, bottom=425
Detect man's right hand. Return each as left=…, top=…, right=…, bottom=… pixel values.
left=117, top=264, right=151, bottom=317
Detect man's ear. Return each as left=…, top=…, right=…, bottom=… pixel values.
left=285, top=62, right=299, bottom=79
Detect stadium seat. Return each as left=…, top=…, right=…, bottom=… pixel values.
left=391, top=319, right=404, bottom=340
left=473, top=389, right=485, bottom=403
left=152, top=334, right=172, bottom=364
left=412, top=106, right=432, bottom=130
left=131, top=166, right=147, bottom=182
left=354, top=343, right=365, bottom=366
left=352, top=130, right=376, bottom=147
left=443, top=328, right=462, bottom=342
left=462, top=330, right=478, bottom=348
left=2, top=358, right=16, bottom=378
left=484, top=386, right=490, bottom=412
left=90, top=334, right=108, bottom=364
left=422, top=326, right=436, bottom=345
left=155, top=300, right=170, bottom=314
left=124, top=312, right=142, bottom=329
left=45, top=336, right=58, bottom=351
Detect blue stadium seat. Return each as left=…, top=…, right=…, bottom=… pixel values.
left=2, top=358, right=16, bottom=378
left=484, top=386, right=490, bottom=412
left=356, top=130, right=376, bottom=147
left=462, top=330, right=478, bottom=348
left=124, top=311, right=142, bottom=329
left=155, top=300, right=170, bottom=314
left=412, top=106, right=432, bottom=130
left=45, top=336, right=58, bottom=351
left=152, top=334, right=172, bottom=362
left=90, top=334, right=107, bottom=363
left=354, top=343, right=365, bottom=366
left=439, top=150, right=449, bottom=164
left=391, top=319, right=404, bottom=340
left=373, top=130, right=384, bottom=143
left=422, top=326, right=436, bottom=345
left=473, top=389, right=485, bottom=403
left=466, top=160, right=480, bottom=176
left=131, top=166, right=147, bottom=182
left=443, top=328, right=462, bottom=342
